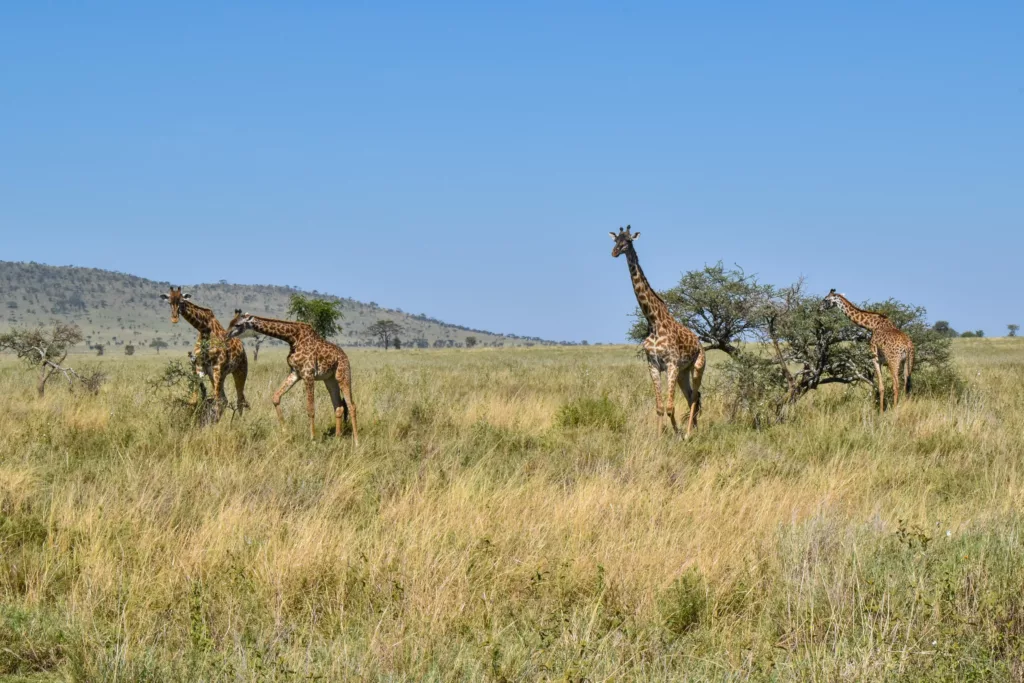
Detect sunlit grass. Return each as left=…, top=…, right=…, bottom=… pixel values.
left=0, top=339, right=1022, bottom=680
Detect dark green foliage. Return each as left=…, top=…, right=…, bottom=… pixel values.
left=465, top=336, right=478, bottom=348
left=287, top=294, right=344, bottom=339
left=933, top=320, right=958, bottom=338
left=149, top=338, right=168, bottom=353
left=555, top=396, right=626, bottom=432
left=1009, top=324, right=1019, bottom=337
left=125, top=344, right=135, bottom=356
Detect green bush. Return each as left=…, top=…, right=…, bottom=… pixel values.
left=659, top=569, right=708, bottom=637
left=555, top=395, right=626, bottom=432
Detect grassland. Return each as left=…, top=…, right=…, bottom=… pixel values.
left=1, top=339, right=1023, bottom=681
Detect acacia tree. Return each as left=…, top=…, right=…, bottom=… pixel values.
left=0, top=322, right=104, bottom=396
left=150, top=338, right=168, bottom=354
left=465, top=336, right=478, bottom=348
left=367, top=320, right=402, bottom=349
left=1008, top=324, right=1019, bottom=337
left=288, top=294, right=344, bottom=339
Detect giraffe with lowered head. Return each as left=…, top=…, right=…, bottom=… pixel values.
left=822, top=289, right=914, bottom=413
left=160, top=286, right=249, bottom=417
left=226, top=310, right=358, bottom=444
left=610, top=226, right=706, bottom=438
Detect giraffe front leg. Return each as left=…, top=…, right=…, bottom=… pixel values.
left=647, top=361, right=664, bottom=434
left=211, top=362, right=227, bottom=420
left=272, top=372, right=300, bottom=429
left=305, top=378, right=316, bottom=440
left=664, top=362, right=681, bottom=436
left=872, top=348, right=885, bottom=414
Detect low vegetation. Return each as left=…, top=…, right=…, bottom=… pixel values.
left=0, top=340, right=1021, bottom=680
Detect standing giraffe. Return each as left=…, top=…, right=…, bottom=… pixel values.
left=822, top=289, right=914, bottom=413
left=160, top=286, right=249, bottom=417
left=226, top=311, right=358, bottom=444
left=610, top=226, right=706, bottom=438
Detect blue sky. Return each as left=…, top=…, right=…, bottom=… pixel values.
left=1, top=3, right=1020, bottom=342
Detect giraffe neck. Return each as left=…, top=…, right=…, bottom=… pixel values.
left=624, top=245, right=673, bottom=334
left=245, top=316, right=309, bottom=347
left=179, top=300, right=221, bottom=337
left=833, top=294, right=892, bottom=331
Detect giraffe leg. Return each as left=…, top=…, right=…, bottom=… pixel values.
left=232, top=352, right=249, bottom=416
left=305, top=378, right=316, bottom=439
left=232, top=366, right=248, bottom=416
left=647, top=360, right=665, bottom=433
left=664, top=362, right=681, bottom=436
left=324, top=377, right=344, bottom=438
left=210, top=362, right=226, bottom=420
left=337, top=366, right=358, bottom=447
left=909, top=350, right=917, bottom=397
left=272, top=372, right=300, bottom=428
left=872, top=348, right=885, bottom=414
left=888, top=356, right=901, bottom=409
left=683, top=353, right=705, bottom=439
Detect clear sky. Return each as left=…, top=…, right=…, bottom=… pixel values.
left=2, top=3, right=1021, bottom=342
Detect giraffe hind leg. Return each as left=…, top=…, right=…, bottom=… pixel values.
left=888, top=357, right=901, bottom=409
left=683, top=355, right=705, bottom=439
left=337, top=366, right=358, bottom=446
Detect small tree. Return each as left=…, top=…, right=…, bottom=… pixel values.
left=393, top=336, right=402, bottom=350
left=94, top=344, right=105, bottom=356
left=125, top=344, right=135, bottom=356
left=150, top=338, right=169, bottom=354
left=1008, top=324, right=1019, bottom=337
left=288, top=294, right=344, bottom=339
left=250, top=333, right=267, bottom=361
left=465, top=336, right=478, bottom=348
left=0, top=322, right=103, bottom=396
left=367, top=320, right=402, bottom=350
left=932, top=321, right=958, bottom=338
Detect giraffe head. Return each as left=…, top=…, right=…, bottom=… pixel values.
left=226, top=310, right=257, bottom=339
left=159, top=286, right=192, bottom=324
left=609, top=225, right=640, bottom=258
left=821, top=288, right=843, bottom=311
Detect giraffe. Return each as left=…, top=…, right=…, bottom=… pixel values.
left=822, top=289, right=914, bottom=413
left=160, top=286, right=249, bottom=418
left=610, top=226, right=706, bottom=438
left=226, top=311, right=358, bottom=444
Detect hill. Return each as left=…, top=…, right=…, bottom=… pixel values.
left=0, top=261, right=556, bottom=354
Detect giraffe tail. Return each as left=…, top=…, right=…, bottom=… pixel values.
left=906, top=348, right=915, bottom=396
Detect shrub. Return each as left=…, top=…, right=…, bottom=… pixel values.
left=659, top=569, right=708, bottom=637
left=555, top=395, right=626, bottom=432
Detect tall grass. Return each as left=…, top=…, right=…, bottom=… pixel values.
left=0, top=339, right=1022, bottom=680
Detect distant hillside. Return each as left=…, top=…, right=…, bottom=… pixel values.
left=0, top=261, right=556, bottom=354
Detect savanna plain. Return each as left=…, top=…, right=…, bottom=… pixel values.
left=2, top=340, right=1024, bottom=681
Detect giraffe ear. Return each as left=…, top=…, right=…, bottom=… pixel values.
left=160, top=294, right=169, bottom=301
left=608, top=232, right=617, bottom=239
left=631, top=232, right=640, bottom=240
left=182, top=293, right=192, bottom=300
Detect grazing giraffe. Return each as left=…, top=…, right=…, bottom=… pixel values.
left=822, top=289, right=914, bottom=413
left=226, top=311, right=358, bottom=444
left=160, top=286, right=249, bottom=417
left=610, top=226, right=706, bottom=438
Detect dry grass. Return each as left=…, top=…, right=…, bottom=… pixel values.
left=1, top=339, right=1023, bottom=681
